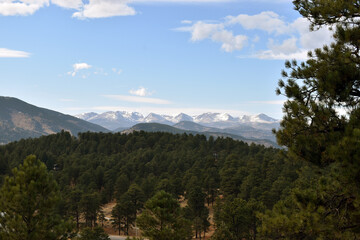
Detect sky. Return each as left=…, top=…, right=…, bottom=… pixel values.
left=0, top=0, right=334, bottom=119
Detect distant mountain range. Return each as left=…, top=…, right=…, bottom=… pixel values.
left=76, top=111, right=280, bottom=143
left=0, top=97, right=108, bottom=144
left=76, top=111, right=279, bottom=130
left=0, top=96, right=281, bottom=147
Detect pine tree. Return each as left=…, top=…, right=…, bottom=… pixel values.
left=136, top=191, right=192, bottom=240
left=0, top=155, right=73, bottom=240
left=264, top=0, right=360, bottom=238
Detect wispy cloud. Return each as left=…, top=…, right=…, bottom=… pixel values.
left=68, top=62, right=92, bottom=77
left=0, top=48, right=31, bottom=58
left=104, top=95, right=172, bottom=104
left=129, top=87, right=153, bottom=97
left=181, top=20, right=192, bottom=24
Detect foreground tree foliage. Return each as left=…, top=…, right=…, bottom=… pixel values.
left=0, top=155, right=73, bottom=240
left=212, top=198, right=264, bottom=240
left=259, top=0, right=360, bottom=238
left=136, top=191, right=192, bottom=240
left=76, top=226, right=110, bottom=240
left=185, top=185, right=210, bottom=239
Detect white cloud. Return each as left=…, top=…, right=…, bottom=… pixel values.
left=72, top=0, right=136, bottom=19
left=51, top=0, right=82, bottom=9
left=178, top=11, right=334, bottom=59
left=254, top=49, right=309, bottom=60
left=226, top=11, right=288, bottom=35
left=189, top=22, right=223, bottom=41
left=74, top=62, right=92, bottom=71
left=268, top=37, right=298, bottom=54
left=0, top=0, right=136, bottom=17
left=0, top=0, right=49, bottom=16
left=291, top=17, right=333, bottom=50
left=0, top=48, right=30, bottom=58
left=176, top=21, right=247, bottom=52
left=212, top=30, right=247, bottom=52
left=253, top=18, right=333, bottom=60
left=0, top=0, right=291, bottom=18
left=68, top=62, right=92, bottom=77
left=104, top=95, right=171, bottom=104
left=129, top=87, right=153, bottom=96
left=253, top=37, right=308, bottom=60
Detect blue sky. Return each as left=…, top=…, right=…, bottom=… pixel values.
left=0, top=0, right=333, bottom=119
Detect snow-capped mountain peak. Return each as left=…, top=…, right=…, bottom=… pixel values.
left=215, top=113, right=235, bottom=122
left=194, top=112, right=237, bottom=123
left=174, top=113, right=193, bottom=122
left=75, top=111, right=279, bottom=131
left=144, top=113, right=165, bottom=122
left=254, top=113, right=278, bottom=123
left=194, top=112, right=219, bottom=123
left=75, top=112, right=98, bottom=121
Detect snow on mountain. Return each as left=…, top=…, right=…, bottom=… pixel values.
left=75, top=112, right=98, bottom=121
left=193, top=112, right=239, bottom=123
left=144, top=113, right=173, bottom=125
left=214, top=113, right=237, bottom=122
left=253, top=113, right=278, bottom=123
left=76, top=111, right=279, bottom=131
left=240, top=114, right=278, bottom=124
left=194, top=113, right=219, bottom=123
left=76, top=111, right=145, bottom=130
left=174, top=113, right=193, bottom=122
left=121, top=111, right=144, bottom=122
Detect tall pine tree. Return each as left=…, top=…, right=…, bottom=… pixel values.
left=260, top=0, right=360, bottom=238
left=0, top=155, right=73, bottom=240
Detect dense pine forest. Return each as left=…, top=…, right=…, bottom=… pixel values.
left=0, top=131, right=303, bottom=239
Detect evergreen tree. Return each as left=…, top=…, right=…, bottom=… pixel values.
left=186, top=185, right=210, bottom=239
left=80, top=192, right=101, bottom=228
left=212, top=198, right=263, bottom=240
left=77, top=226, right=110, bottom=240
left=66, top=188, right=83, bottom=230
left=262, top=0, right=360, bottom=238
left=0, top=155, right=73, bottom=240
left=137, top=191, right=192, bottom=240
left=111, top=202, right=125, bottom=236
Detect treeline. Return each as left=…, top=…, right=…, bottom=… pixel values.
left=0, top=130, right=303, bottom=238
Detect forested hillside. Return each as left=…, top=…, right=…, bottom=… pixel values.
left=0, top=131, right=303, bottom=238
